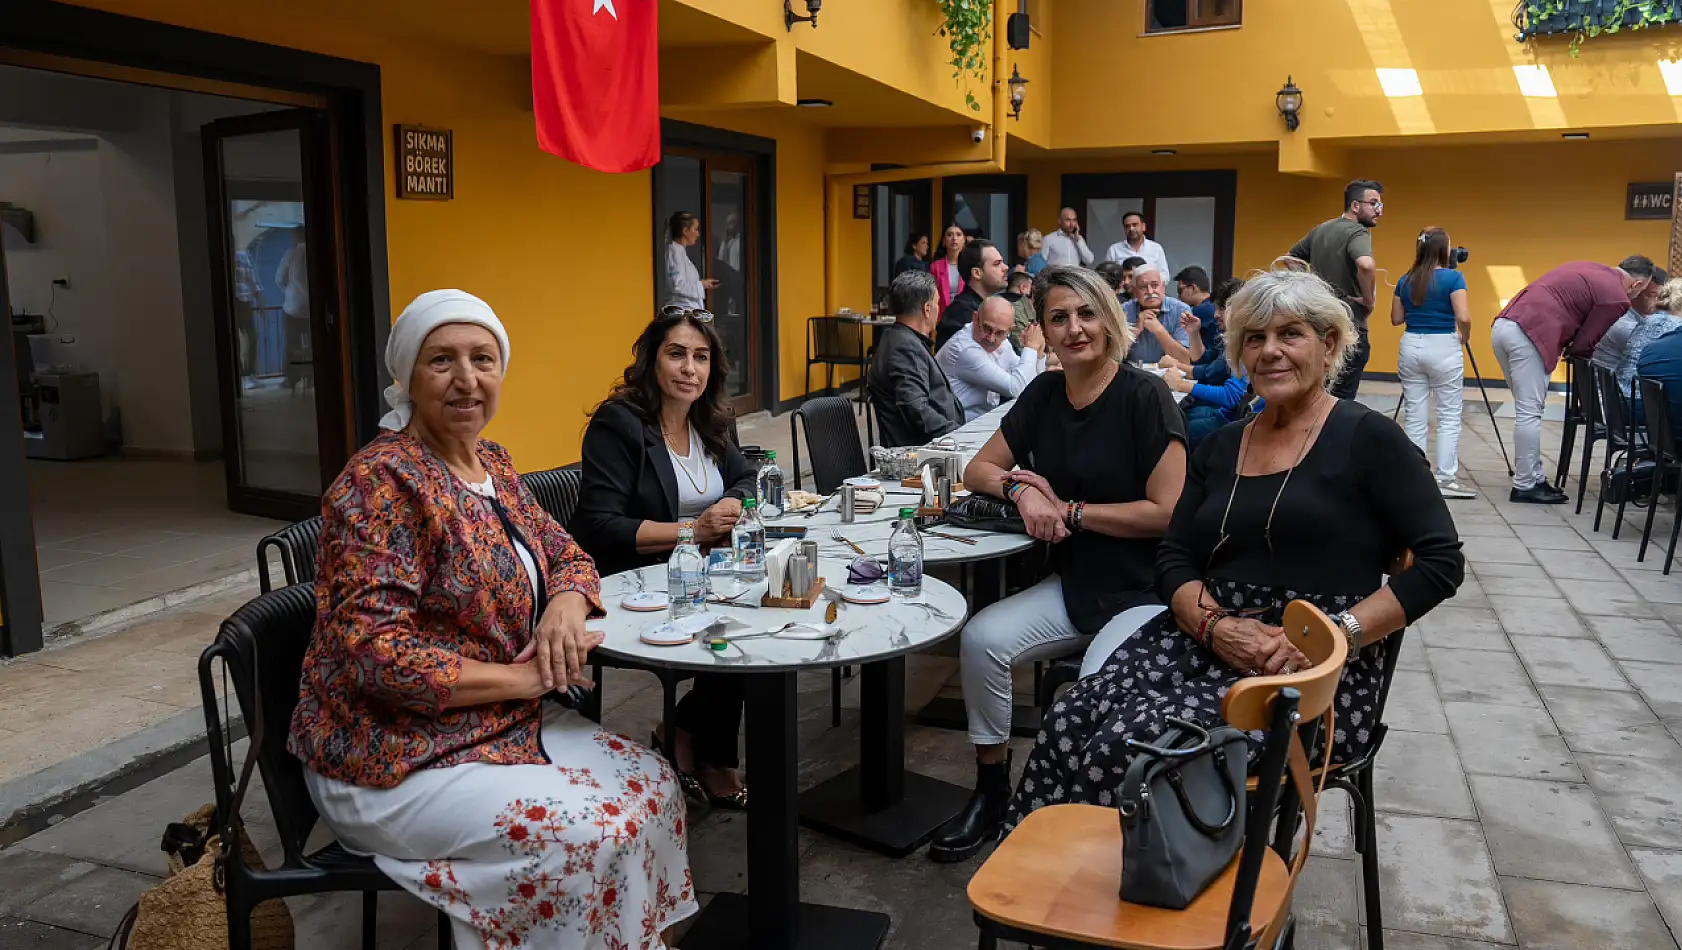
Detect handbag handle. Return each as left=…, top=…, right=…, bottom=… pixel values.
left=1123, top=716, right=1212, bottom=759
left=1165, top=747, right=1240, bottom=836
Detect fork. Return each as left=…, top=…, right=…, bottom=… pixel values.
left=830, top=530, right=865, bottom=555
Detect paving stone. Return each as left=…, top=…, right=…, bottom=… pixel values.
left=1454, top=520, right=1520, bottom=540
left=1415, top=607, right=1509, bottom=652
left=1538, top=554, right=1624, bottom=582
left=1617, top=660, right=1682, bottom=717
left=1458, top=537, right=1537, bottom=566
left=1443, top=703, right=1581, bottom=782
left=1628, top=848, right=1682, bottom=940
left=1492, top=503, right=1568, bottom=527
left=1385, top=669, right=1449, bottom=734
left=1509, top=635, right=1629, bottom=690
left=1472, top=561, right=1550, bottom=580
left=1474, top=572, right=1561, bottom=600
left=1450, top=578, right=1490, bottom=608
left=1576, top=752, right=1682, bottom=850
left=1552, top=578, right=1660, bottom=619
left=1395, top=632, right=1429, bottom=672
left=1587, top=616, right=1682, bottom=663
left=0, top=851, right=100, bottom=916
left=1499, top=877, right=1678, bottom=950
left=15, top=863, right=156, bottom=936
left=1512, top=523, right=1593, bottom=551
left=1563, top=723, right=1682, bottom=760
left=290, top=889, right=442, bottom=950
left=1466, top=776, right=1640, bottom=888
left=1430, top=651, right=1540, bottom=707
left=1486, top=595, right=1586, bottom=637
left=1291, top=855, right=1361, bottom=950
left=1312, top=787, right=1354, bottom=859
left=1371, top=814, right=1513, bottom=944
left=1622, top=569, right=1682, bottom=604
left=1538, top=683, right=1660, bottom=735
left=0, top=918, right=102, bottom=950
left=1373, top=731, right=1475, bottom=819
left=1368, top=931, right=1510, bottom=950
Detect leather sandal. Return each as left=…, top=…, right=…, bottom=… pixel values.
left=649, top=731, right=709, bottom=806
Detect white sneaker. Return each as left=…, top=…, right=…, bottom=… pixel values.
left=1438, top=481, right=1477, bottom=499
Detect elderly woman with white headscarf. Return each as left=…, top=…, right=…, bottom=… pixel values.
left=289, top=290, right=696, bottom=950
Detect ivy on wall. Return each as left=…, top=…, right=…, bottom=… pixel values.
left=1514, top=0, right=1682, bottom=54
left=936, top=0, right=992, bottom=111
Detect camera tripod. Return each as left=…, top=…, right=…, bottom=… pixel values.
left=1390, top=341, right=1515, bottom=476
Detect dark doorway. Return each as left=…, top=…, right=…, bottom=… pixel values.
left=653, top=122, right=777, bottom=415
left=1061, top=171, right=1238, bottom=282
left=942, top=174, right=1029, bottom=267
left=203, top=108, right=350, bottom=520
left=873, top=179, right=933, bottom=304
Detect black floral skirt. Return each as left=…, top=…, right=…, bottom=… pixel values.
left=1007, top=578, right=1383, bottom=827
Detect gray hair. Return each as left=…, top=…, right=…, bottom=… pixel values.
left=1223, top=269, right=1356, bottom=385
left=1131, top=263, right=1164, bottom=281
left=888, top=270, right=938, bottom=318
left=1030, top=265, right=1135, bottom=363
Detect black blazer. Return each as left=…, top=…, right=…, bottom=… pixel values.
left=573, top=401, right=757, bottom=578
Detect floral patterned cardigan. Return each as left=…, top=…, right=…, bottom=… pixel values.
left=289, top=432, right=603, bottom=789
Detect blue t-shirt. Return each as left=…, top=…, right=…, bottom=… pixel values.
left=1637, top=326, right=1682, bottom=445
left=1396, top=268, right=1466, bottom=335
left=1191, top=300, right=1223, bottom=366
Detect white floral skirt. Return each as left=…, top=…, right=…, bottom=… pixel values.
left=306, top=709, right=698, bottom=950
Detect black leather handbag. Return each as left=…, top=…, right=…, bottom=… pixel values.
left=1117, top=717, right=1249, bottom=909
left=939, top=494, right=1026, bottom=534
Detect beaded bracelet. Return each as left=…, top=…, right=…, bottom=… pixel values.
left=1195, top=610, right=1222, bottom=647
left=1074, top=501, right=1086, bottom=531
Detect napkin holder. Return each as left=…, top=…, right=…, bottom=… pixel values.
left=762, top=575, right=826, bottom=608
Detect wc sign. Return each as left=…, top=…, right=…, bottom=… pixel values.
left=396, top=125, right=453, bottom=200
left=1626, top=181, right=1672, bottom=220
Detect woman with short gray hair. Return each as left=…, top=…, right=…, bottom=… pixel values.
left=1008, top=267, right=1465, bottom=829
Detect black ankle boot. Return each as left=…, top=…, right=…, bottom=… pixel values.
left=928, top=754, right=1011, bottom=863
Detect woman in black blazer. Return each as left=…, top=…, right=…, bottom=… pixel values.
left=575, top=308, right=753, bottom=808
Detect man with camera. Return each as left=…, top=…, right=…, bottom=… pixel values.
left=1288, top=179, right=1384, bottom=399
left=1041, top=207, right=1095, bottom=268
left=1491, top=255, right=1660, bottom=504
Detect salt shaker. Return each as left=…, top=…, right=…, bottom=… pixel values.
left=937, top=476, right=953, bottom=509
left=840, top=484, right=856, bottom=523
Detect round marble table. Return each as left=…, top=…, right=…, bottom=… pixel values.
left=590, top=561, right=970, bottom=950
left=766, top=502, right=1035, bottom=566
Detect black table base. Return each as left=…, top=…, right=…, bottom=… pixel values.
left=799, top=767, right=970, bottom=857
left=678, top=893, right=890, bottom=950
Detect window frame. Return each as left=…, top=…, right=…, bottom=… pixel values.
left=1142, top=0, right=1242, bottom=36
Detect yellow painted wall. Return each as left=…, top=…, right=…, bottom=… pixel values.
left=1050, top=0, right=1682, bottom=151
left=1026, top=137, right=1679, bottom=381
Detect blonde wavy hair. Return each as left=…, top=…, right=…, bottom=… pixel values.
left=1031, top=265, right=1134, bottom=363
left=1659, top=277, right=1682, bottom=314
left=1224, top=269, right=1357, bottom=386
left=1020, top=228, right=1045, bottom=252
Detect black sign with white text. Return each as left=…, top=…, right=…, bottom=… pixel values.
left=1626, top=181, right=1672, bottom=220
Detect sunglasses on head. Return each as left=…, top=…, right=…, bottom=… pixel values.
left=661, top=305, right=715, bottom=324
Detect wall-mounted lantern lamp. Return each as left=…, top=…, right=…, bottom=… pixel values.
left=1276, top=75, right=1303, bottom=132
left=785, top=0, right=820, bottom=30
left=1008, top=66, right=1029, bottom=120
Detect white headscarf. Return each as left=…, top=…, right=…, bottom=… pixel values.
left=380, top=289, right=511, bottom=431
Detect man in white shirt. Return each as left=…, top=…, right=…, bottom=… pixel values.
left=1105, top=211, right=1171, bottom=282
left=1040, top=207, right=1094, bottom=268
left=937, top=296, right=1045, bottom=421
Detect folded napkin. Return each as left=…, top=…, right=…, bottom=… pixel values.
left=853, top=488, right=884, bottom=512
left=787, top=490, right=824, bottom=512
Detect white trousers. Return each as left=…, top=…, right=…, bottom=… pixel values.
left=958, top=575, right=1155, bottom=745
left=1398, top=332, right=1466, bottom=484
left=1490, top=318, right=1551, bottom=490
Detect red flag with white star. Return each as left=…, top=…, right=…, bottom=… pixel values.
left=530, top=0, right=660, bottom=173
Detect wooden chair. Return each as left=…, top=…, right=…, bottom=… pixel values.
left=969, top=600, right=1349, bottom=950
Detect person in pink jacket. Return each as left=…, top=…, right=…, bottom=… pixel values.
left=929, top=223, right=968, bottom=311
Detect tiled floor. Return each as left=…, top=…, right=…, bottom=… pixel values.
left=5, top=386, right=1682, bottom=949
left=26, top=456, right=285, bottom=633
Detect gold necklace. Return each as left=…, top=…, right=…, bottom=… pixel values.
left=1066, top=360, right=1118, bottom=410
left=1217, top=393, right=1333, bottom=555
left=665, top=424, right=710, bottom=495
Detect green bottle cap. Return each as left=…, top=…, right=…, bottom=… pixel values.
left=765, top=450, right=776, bottom=461
left=743, top=497, right=757, bottom=509
left=900, top=507, right=916, bottom=519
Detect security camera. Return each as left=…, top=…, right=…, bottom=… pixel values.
left=971, top=126, right=987, bottom=144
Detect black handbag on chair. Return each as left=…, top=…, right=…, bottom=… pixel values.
left=1117, top=717, right=1249, bottom=909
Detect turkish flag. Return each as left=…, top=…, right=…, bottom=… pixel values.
left=530, top=0, right=660, bottom=174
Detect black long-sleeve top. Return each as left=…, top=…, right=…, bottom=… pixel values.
left=1156, top=399, right=1464, bottom=621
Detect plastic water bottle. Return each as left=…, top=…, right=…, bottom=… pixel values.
left=757, top=450, right=786, bottom=518
left=733, top=498, right=767, bottom=582
left=667, top=522, right=705, bottom=618
left=887, top=507, right=924, bottom=598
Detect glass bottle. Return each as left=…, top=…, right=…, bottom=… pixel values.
left=887, top=507, right=924, bottom=598
left=667, top=522, right=705, bottom=618
left=757, top=450, right=786, bottom=518
left=732, top=498, right=767, bottom=582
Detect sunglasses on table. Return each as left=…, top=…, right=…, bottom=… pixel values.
left=661, top=305, right=715, bottom=323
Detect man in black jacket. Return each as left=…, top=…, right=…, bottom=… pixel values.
left=869, top=270, right=965, bottom=446
left=936, top=238, right=1009, bottom=350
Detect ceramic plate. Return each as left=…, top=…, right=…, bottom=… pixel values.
left=839, top=584, right=891, bottom=605
left=843, top=476, right=882, bottom=490
left=639, top=623, right=695, bottom=646
left=621, top=591, right=670, bottom=612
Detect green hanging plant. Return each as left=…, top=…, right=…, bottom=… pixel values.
left=1514, top=0, right=1682, bottom=56
left=935, top=0, right=992, bottom=112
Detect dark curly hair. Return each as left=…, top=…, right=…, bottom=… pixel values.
left=595, top=311, right=734, bottom=462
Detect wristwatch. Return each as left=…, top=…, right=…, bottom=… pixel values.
left=1335, top=611, right=1363, bottom=653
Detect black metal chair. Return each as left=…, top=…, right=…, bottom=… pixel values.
left=199, top=584, right=452, bottom=950
left=790, top=395, right=868, bottom=494
left=1557, top=356, right=1590, bottom=492
left=256, top=516, right=324, bottom=593
left=1635, top=377, right=1682, bottom=573
left=521, top=464, right=584, bottom=531
left=806, top=317, right=868, bottom=395
left=1572, top=361, right=1608, bottom=514
left=1594, top=364, right=1649, bottom=536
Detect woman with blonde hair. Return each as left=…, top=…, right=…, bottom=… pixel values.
left=1008, top=269, right=1463, bottom=825
left=1391, top=226, right=1476, bottom=499
left=927, top=265, right=1188, bottom=861
left=1617, top=276, right=1682, bottom=395
left=1016, top=228, right=1047, bottom=276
